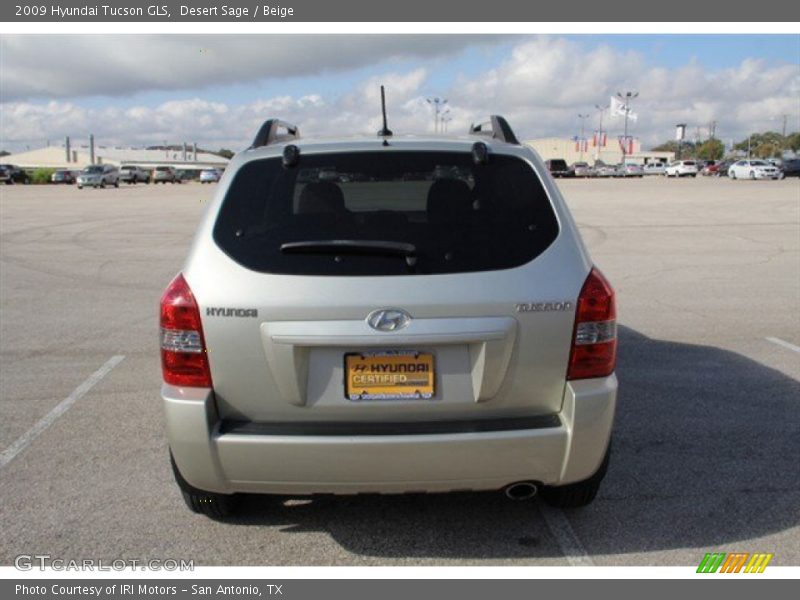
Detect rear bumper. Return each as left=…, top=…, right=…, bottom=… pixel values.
left=164, top=375, right=616, bottom=495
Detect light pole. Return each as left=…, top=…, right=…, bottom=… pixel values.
left=616, top=91, right=638, bottom=162
left=440, top=108, right=451, bottom=133
left=441, top=114, right=453, bottom=133
left=426, top=97, right=448, bottom=133
left=594, top=104, right=608, bottom=162
left=578, top=113, right=589, bottom=161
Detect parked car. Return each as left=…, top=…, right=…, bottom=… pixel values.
left=700, top=161, right=720, bottom=176
left=570, top=162, right=592, bottom=178
left=728, top=160, right=782, bottom=180
left=642, top=162, right=666, bottom=175
left=779, top=158, right=800, bottom=178
left=76, top=164, right=119, bottom=189
left=593, top=162, right=619, bottom=177
left=152, top=166, right=179, bottom=184
left=619, top=163, right=644, bottom=178
left=714, top=159, right=735, bottom=177
left=176, top=169, right=197, bottom=182
left=119, top=165, right=151, bottom=184
left=0, top=164, right=31, bottom=184
left=50, top=170, right=76, bottom=184
left=200, top=168, right=223, bottom=183
left=664, top=160, right=699, bottom=177
left=161, top=115, right=618, bottom=518
left=544, top=158, right=574, bottom=178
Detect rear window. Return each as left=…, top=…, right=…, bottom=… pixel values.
left=213, top=151, right=559, bottom=276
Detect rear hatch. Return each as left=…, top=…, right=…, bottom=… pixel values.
left=187, top=146, right=588, bottom=424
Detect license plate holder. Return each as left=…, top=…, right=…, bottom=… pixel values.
left=344, top=351, right=435, bottom=401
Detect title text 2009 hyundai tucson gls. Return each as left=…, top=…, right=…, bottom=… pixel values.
left=161, top=113, right=617, bottom=518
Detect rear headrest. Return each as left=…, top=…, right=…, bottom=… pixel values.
left=297, top=182, right=346, bottom=214
left=426, top=179, right=474, bottom=224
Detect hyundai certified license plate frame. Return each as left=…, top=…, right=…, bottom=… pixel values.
left=344, top=350, right=435, bottom=401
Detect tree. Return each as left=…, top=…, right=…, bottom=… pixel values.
left=651, top=140, right=697, bottom=154
left=733, top=131, right=787, bottom=158
left=697, top=139, right=724, bottom=160
left=785, top=132, right=800, bottom=152
left=0, top=150, right=9, bottom=158
left=216, top=148, right=235, bottom=159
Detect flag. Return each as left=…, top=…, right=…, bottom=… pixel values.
left=618, top=136, right=635, bottom=154
left=610, top=96, right=638, bottom=122
left=610, top=96, right=626, bottom=118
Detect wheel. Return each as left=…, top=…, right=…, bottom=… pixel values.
left=541, top=441, right=611, bottom=508
left=749, top=171, right=756, bottom=180
left=692, top=174, right=697, bottom=178
left=170, top=452, right=238, bottom=519
left=730, top=171, right=736, bottom=179
left=77, top=185, right=83, bottom=190
left=99, top=182, right=105, bottom=188
left=114, top=181, right=119, bottom=188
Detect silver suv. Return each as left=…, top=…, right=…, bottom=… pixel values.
left=76, top=164, right=119, bottom=189
left=161, top=115, right=618, bottom=518
left=119, top=165, right=151, bottom=184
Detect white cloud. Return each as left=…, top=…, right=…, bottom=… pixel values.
left=0, top=35, right=503, bottom=101
left=1, top=36, right=798, bottom=153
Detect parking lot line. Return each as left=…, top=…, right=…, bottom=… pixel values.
left=537, top=503, right=594, bottom=566
left=0, top=355, right=125, bottom=470
left=765, top=337, right=800, bottom=354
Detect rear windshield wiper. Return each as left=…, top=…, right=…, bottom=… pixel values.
left=280, top=240, right=418, bottom=267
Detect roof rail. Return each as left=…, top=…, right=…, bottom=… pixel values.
left=250, top=119, right=300, bottom=149
left=468, top=115, right=520, bottom=145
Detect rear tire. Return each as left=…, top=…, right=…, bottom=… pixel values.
left=749, top=171, right=756, bottom=180
left=170, top=452, right=238, bottom=519
left=541, top=442, right=610, bottom=508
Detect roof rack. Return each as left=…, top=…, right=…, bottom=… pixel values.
left=250, top=119, right=300, bottom=149
left=468, top=115, right=520, bottom=145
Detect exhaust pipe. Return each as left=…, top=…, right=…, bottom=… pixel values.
left=504, top=482, right=538, bottom=501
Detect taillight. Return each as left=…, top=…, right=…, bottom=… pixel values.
left=567, top=267, right=617, bottom=380
left=160, top=273, right=212, bottom=387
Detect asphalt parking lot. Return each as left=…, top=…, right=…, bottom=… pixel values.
left=1, top=177, right=798, bottom=567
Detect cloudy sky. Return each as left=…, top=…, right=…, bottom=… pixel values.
left=1, top=34, right=798, bottom=153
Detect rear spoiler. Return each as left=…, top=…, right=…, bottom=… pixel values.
left=468, top=115, right=520, bottom=145
left=250, top=119, right=300, bottom=149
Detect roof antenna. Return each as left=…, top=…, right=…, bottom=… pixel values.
left=377, top=85, right=393, bottom=145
